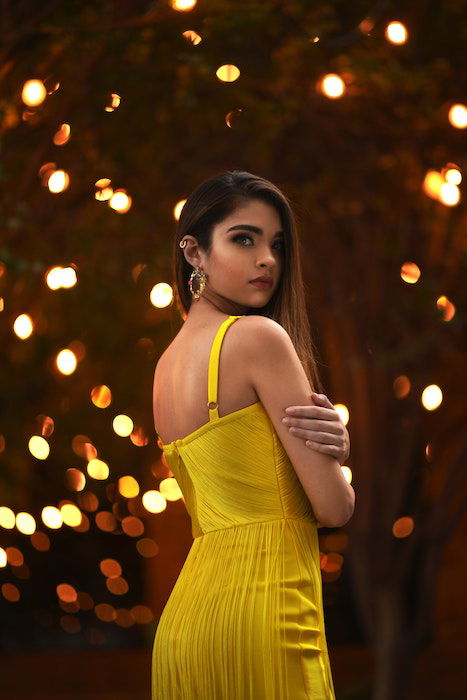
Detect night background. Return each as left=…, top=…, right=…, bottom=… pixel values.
left=1, top=1, right=466, bottom=698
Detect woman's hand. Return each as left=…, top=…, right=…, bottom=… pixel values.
left=282, top=392, right=350, bottom=465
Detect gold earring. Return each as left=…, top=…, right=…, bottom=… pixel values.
left=188, top=266, right=207, bottom=301
left=179, top=239, right=187, bottom=248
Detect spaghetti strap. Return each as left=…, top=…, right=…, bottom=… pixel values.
left=207, top=315, right=243, bottom=422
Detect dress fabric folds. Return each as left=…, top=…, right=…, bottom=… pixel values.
left=152, top=315, right=336, bottom=699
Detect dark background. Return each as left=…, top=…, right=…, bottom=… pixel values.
left=1, top=1, right=466, bottom=698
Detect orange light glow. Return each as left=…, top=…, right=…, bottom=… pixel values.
left=421, top=384, right=443, bottom=411
left=182, top=30, right=202, bottom=44
left=393, top=375, right=411, bottom=399
left=151, top=282, right=173, bottom=309
left=400, top=261, right=421, bottom=284
left=436, top=296, right=456, bottom=322
left=53, top=123, right=71, bottom=145
left=392, top=516, right=414, bottom=538
left=385, top=21, right=408, bottom=45
left=13, top=313, right=33, bottom=339
left=216, top=64, right=240, bottom=82
left=319, top=74, right=345, bottom=99
left=100, top=558, right=122, bottom=578
left=47, top=169, right=70, bottom=193
left=105, top=93, right=121, bottom=112
left=174, top=199, right=187, bottom=220
left=109, top=189, right=132, bottom=213
left=142, top=489, right=167, bottom=513
left=448, top=103, right=467, bottom=128
left=22, top=79, right=47, bottom=106
left=170, top=0, right=197, bottom=10
left=57, top=583, right=78, bottom=603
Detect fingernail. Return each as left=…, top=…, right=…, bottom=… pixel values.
left=285, top=407, right=294, bottom=413
left=282, top=417, right=290, bottom=423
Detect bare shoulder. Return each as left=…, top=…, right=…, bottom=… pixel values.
left=236, top=314, right=286, bottom=333
left=234, top=315, right=294, bottom=360
left=235, top=314, right=289, bottom=340
left=234, top=316, right=353, bottom=527
left=234, top=314, right=304, bottom=403
left=153, top=346, right=168, bottom=378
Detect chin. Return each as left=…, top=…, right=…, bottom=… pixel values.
left=247, top=298, right=272, bottom=310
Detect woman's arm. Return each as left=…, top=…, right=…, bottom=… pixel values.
left=283, top=393, right=350, bottom=465
left=243, top=316, right=355, bottom=528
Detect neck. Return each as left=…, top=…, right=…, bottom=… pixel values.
left=186, top=286, right=249, bottom=320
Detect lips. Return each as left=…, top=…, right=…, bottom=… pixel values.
left=250, top=276, right=273, bottom=283
left=250, top=277, right=273, bottom=290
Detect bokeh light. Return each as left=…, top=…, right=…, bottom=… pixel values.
left=392, top=517, right=414, bottom=538
left=333, top=403, right=349, bottom=426
left=170, top=0, right=197, bottom=10
left=113, top=415, right=134, bottom=437
left=21, top=79, right=47, bottom=106
left=13, top=313, right=33, bottom=339
left=150, top=282, right=173, bottom=308
left=87, top=459, right=110, bottom=480
left=109, top=189, right=132, bottom=213
left=385, top=21, right=408, bottom=44
left=436, top=296, right=456, bottom=322
left=320, top=73, right=345, bottom=98
left=41, top=506, right=63, bottom=529
left=421, top=384, right=443, bottom=411
left=216, top=64, right=240, bottom=82
left=142, top=490, right=167, bottom=513
left=47, top=169, right=69, bottom=193
left=393, top=375, right=411, bottom=399
left=341, top=466, right=352, bottom=484
left=448, top=103, right=467, bottom=128
left=174, top=199, right=187, bottom=220
left=400, top=262, right=421, bottom=284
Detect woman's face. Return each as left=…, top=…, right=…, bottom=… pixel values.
left=199, top=199, right=284, bottom=308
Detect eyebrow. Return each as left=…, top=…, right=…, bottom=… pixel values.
left=226, top=224, right=284, bottom=237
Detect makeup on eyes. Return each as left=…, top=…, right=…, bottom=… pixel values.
left=226, top=224, right=283, bottom=236
left=232, top=233, right=283, bottom=250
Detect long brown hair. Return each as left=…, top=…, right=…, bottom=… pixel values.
left=171, top=170, right=324, bottom=393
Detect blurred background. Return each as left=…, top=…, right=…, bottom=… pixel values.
left=0, top=1, right=466, bottom=698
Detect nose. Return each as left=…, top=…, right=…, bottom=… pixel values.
left=257, top=244, right=277, bottom=269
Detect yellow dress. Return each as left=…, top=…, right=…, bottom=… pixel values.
left=152, top=315, right=336, bottom=699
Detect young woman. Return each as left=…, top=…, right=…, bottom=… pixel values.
left=152, top=170, right=355, bottom=699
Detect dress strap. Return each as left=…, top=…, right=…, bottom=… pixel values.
left=207, top=315, right=242, bottom=421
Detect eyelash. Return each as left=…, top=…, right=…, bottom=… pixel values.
left=232, top=234, right=284, bottom=250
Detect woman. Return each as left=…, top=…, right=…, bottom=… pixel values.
left=152, top=170, right=355, bottom=699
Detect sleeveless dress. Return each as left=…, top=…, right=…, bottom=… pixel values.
left=152, top=315, right=336, bottom=699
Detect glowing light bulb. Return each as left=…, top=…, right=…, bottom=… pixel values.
left=22, top=79, right=47, bottom=106
left=385, top=21, right=408, bottom=45
left=320, top=74, right=345, bottom=99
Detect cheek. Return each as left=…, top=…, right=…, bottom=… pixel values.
left=210, top=250, right=243, bottom=277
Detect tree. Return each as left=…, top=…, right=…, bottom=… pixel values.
left=1, top=1, right=466, bottom=697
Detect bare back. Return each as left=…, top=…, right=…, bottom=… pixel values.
left=153, top=314, right=259, bottom=445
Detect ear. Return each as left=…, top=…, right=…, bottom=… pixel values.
left=182, top=236, right=205, bottom=269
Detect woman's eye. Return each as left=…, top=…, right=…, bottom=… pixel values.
left=232, top=234, right=284, bottom=251
left=232, top=234, right=253, bottom=245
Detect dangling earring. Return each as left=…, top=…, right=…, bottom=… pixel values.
left=188, top=266, right=207, bottom=301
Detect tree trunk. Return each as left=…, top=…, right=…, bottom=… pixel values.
left=372, top=587, right=417, bottom=700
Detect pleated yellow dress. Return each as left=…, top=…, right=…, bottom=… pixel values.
left=152, top=315, right=336, bottom=699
